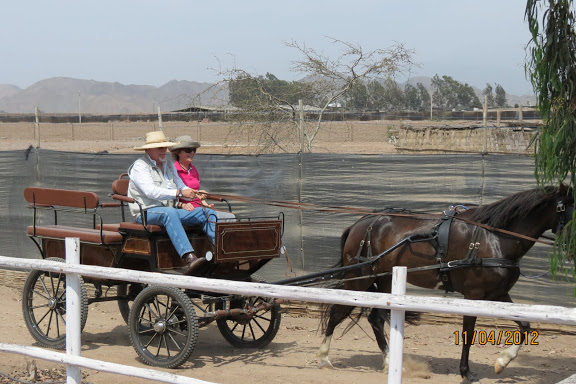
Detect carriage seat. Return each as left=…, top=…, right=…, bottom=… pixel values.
left=109, top=174, right=205, bottom=236
left=26, top=225, right=123, bottom=244
left=24, top=187, right=123, bottom=245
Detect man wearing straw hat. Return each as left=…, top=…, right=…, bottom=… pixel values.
left=128, top=131, right=213, bottom=273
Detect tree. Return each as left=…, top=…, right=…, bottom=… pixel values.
left=417, top=83, right=431, bottom=111
left=344, top=81, right=369, bottom=110
left=366, top=80, right=387, bottom=110
left=229, top=72, right=316, bottom=108
left=380, top=78, right=404, bottom=111
left=494, top=84, right=507, bottom=107
left=431, top=75, right=480, bottom=110
left=526, top=0, right=576, bottom=279
left=218, top=37, right=414, bottom=152
left=403, top=83, right=420, bottom=111
left=483, top=83, right=495, bottom=107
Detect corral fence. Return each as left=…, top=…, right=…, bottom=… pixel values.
left=0, top=108, right=540, bottom=124
left=2, top=238, right=576, bottom=384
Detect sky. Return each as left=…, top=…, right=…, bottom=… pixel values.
left=1, top=1, right=535, bottom=95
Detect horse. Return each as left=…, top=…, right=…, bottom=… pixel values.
left=316, top=185, right=574, bottom=382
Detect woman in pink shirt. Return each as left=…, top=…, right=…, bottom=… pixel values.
left=171, top=135, right=235, bottom=220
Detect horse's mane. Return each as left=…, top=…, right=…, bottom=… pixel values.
left=467, top=185, right=569, bottom=229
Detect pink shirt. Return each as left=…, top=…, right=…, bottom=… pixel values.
left=174, top=161, right=202, bottom=207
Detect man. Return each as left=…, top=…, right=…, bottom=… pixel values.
left=127, top=131, right=214, bottom=273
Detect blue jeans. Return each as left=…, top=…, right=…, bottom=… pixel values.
left=136, top=206, right=216, bottom=257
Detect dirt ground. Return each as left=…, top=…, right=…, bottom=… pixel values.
left=0, top=120, right=407, bottom=155
left=1, top=282, right=576, bottom=384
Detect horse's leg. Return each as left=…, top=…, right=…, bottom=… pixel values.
left=459, top=315, right=478, bottom=382
left=367, top=307, right=390, bottom=372
left=494, top=320, right=530, bottom=374
left=317, top=304, right=355, bottom=369
left=494, top=294, right=530, bottom=374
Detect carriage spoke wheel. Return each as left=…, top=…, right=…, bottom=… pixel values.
left=21, top=257, right=88, bottom=349
left=128, top=286, right=198, bottom=368
left=216, top=295, right=281, bottom=349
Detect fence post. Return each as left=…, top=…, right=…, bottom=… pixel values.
left=65, top=237, right=82, bottom=384
left=483, top=95, right=488, bottom=127
left=34, top=107, right=40, bottom=148
left=388, top=266, right=407, bottom=384
left=157, top=106, right=163, bottom=131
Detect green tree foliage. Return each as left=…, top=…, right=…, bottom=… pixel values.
left=404, top=84, right=420, bottom=111
left=367, top=80, right=387, bottom=110
left=481, top=83, right=508, bottom=108
left=483, top=83, right=495, bottom=107
left=417, top=83, right=431, bottom=111
left=345, top=80, right=369, bottom=109
left=381, top=78, right=404, bottom=111
left=526, top=0, right=576, bottom=278
left=431, top=75, right=481, bottom=110
left=494, top=84, right=508, bottom=107
left=229, top=72, right=316, bottom=108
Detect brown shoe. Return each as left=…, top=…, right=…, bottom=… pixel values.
left=184, top=252, right=207, bottom=274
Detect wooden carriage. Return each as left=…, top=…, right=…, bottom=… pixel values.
left=21, top=175, right=284, bottom=368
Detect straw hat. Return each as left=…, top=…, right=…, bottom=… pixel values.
left=169, top=135, right=201, bottom=152
left=134, top=131, right=177, bottom=151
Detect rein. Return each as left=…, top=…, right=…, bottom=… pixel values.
left=209, top=192, right=557, bottom=246
left=341, top=258, right=520, bottom=284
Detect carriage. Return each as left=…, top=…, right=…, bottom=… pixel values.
left=21, top=175, right=575, bottom=380
left=21, top=174, right=285, bottom=368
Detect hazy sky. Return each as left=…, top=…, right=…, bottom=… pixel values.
left=2, top=1, right=535, bottom=95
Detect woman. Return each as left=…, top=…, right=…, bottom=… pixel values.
left=171, top=135, right=236, bottom=221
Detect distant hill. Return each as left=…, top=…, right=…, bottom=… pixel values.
left=0, top=76, right=535, bottom=114
left=0, top=77, right=229, bottom=114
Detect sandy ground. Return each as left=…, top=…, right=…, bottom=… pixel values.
left=1, top=282, right=576, bottom=384
left=0, top=120, right=406, bottom=155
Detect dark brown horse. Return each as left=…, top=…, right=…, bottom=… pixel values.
left=317, top=185, right=574, bottom=382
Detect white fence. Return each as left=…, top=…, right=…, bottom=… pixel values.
left=2, top=237, right=576, bottom=384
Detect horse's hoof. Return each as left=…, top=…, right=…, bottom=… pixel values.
left=461, top=370, right=478, bottom=383
left=319, top=360, right=334, bottom=370
left=494, top=360, right=505, bottom=374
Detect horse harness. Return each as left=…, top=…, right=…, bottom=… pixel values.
left=353, top=206, right=520, bottom=292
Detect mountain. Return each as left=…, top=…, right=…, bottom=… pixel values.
left=0, top=77, right=229, bottom=114
left=0, top=84, right=22, bottom=100
left=0, top=76, right=535, bottom=114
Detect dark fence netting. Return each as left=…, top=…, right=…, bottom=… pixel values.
left=1, top=148, right=575, bottom=306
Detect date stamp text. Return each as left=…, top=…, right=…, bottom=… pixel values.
left=453, top=330, right=539, bottom=346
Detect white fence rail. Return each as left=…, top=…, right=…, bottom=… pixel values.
left=2, top=237, right=576, bottom=383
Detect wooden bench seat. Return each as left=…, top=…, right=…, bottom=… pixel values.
left=24, top=187, right=123, bottom=245
left=27, top=225, right=123, bottom=244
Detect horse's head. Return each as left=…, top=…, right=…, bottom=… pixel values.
left=553, top=185, right=575, bottom=234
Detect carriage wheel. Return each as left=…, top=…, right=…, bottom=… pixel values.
left=216, top=295, right=281, bottom=349
left=117, top=283, right=144, bottom=324
left=22, top=257, right=88, bottom=349
left=128, top=286, right=198, bottom=368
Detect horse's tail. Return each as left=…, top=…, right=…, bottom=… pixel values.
left=318, top=226, right=352, bottom=331
left=339, top=225, right=350, bottom=266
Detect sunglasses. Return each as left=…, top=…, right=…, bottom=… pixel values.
left=182, top=148, right=196, bottom=153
